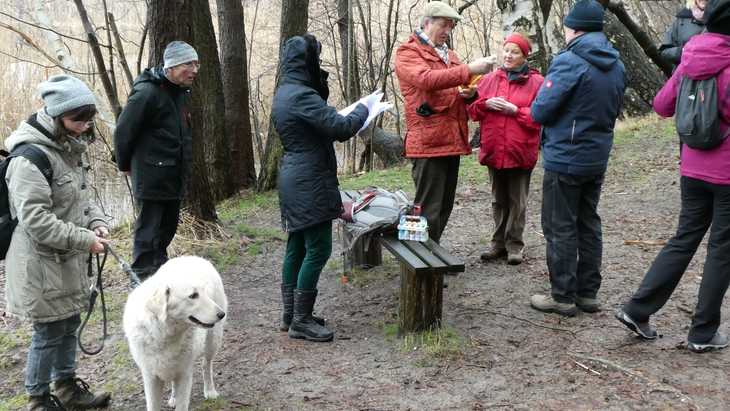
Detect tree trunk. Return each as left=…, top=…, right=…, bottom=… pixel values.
left=72, top=0, right=122, bottom=118
left=497, top=0, right=553, bottom=73
left=34, top=0, right=74, bottom=69
left=603, top=12, right=665, bottom=115
left=217, top=0, right=257, bottom=190
left=606, top=1, right=672, bottom=77
left=256, top=0, right=310, bottom=192
left=338, top=0, right=361, bottom=174
left=147, top=0, right=217, bottom=221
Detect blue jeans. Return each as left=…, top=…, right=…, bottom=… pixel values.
left=541, top=170, right=604, bottom=303
left=25, top=314, right=80, bottom=395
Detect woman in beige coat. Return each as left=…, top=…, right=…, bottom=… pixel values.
left=4, top=75, right=111, bottom=410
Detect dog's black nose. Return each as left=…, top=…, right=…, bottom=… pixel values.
left=217, top=311, right=226, bottom=320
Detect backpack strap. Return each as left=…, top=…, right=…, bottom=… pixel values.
left=8, top=144, right=53, bottom=186
left=26, top=112, right=57, bottom=143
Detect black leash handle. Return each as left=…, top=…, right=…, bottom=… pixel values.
left=77, top=244, right=139, bottom=355
left=78, top=252, right=108, bottom=355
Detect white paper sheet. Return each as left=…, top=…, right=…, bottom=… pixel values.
left=338, top=90, right=391, bottom=134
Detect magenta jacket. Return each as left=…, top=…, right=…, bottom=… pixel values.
left=653, top=32, right=730, bottom=185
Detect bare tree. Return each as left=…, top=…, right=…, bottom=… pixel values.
left=72, top=0, right=122, bottom=117
left=217, top=0, right=257, bottom=189
left=256, top=0, right=310, bottom=192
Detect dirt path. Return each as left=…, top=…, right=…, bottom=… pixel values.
left=2, top=118, right=729, bottom=410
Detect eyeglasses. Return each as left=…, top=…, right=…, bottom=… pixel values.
left=182, top=61, right=201, bottom=70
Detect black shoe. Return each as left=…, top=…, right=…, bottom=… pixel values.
left=288, top=289, right=334, bottom=342
left=54, top=377, right=111, bottom=409
left=280, top=283, right=325, bottom=332
left=615, top=308, right=657, bottom=340
left=27, top=393, right=66, bottom=410
left=687, top=332, right=729, bottom=353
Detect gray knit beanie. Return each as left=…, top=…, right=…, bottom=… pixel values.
left=38, top=75, right=96, bottom=118
left=163, top=41, right=199, bottom=69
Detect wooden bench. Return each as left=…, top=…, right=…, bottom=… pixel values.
left=380, top=234, right=465, bottom=333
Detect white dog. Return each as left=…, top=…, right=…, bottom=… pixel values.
left=123, top=256, right=228, bottom=411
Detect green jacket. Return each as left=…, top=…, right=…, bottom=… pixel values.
left=3, top=109, right=108, bottom=323
left=113, top=67, right=193, bottom=200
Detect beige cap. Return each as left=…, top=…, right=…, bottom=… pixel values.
left=423, top=1, right=462, bottom=22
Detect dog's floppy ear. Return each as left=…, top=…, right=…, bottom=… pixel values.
left=146, top=285, right=170, bottom=322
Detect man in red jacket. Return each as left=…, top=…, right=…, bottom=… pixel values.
left=395, top=1, right=494, bottom=243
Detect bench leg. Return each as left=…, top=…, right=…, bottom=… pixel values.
left=399, top=264, right=444, bottom=333
left=344, top=235, right=383, bottom=271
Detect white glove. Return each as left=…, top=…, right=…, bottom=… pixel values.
left=363, top=90, right=384, bottom=111
left=373, top=101, right=393, bottom=114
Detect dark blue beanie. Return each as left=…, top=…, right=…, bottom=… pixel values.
left=564, top=0, right=605, bottom=32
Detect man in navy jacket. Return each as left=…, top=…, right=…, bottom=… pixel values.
left=529, top=0, right=626, bottom=316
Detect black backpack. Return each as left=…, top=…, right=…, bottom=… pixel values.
left=0, top=115, right=54, bottom=259
left=675, top=75, right=729, bottom=150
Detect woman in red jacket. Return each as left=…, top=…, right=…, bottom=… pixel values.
left=467, top=33, right=543, bottom=265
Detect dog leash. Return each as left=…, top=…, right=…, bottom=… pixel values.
left=78, top=250, right=109, bottom=355
left=77, top=244, right=140, bottom=355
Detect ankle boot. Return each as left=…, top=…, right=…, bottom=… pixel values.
left=280, top=283, right=326, bottom=331
left=27, top=393, right=65, bottom=411
left=54, top=377, right=111, bottom=409
left=288, top=289, right=333, bottom=342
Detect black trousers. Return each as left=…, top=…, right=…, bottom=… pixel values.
left=411, top=156, right=460, bottom=243
left=541, top=170, right=604, bottom=303
left=624, top=176, right=730, bottom=343
left=131, top=199, right=181, bottom=275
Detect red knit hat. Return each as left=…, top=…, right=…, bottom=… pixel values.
left=504, top=33, right=531, bottom=57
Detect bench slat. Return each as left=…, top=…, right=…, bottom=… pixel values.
left=424, top=240, right=465, bottom=272
left=381, top=236, right=430, bottom=272
left=402, top=240, right=449, bottom=270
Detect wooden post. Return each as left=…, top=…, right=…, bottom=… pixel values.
left=398, top=265, right=443, bottom=333
left=343, top=233, right=383, bottom=270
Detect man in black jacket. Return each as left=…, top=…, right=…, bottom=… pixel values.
left=113, top=41, right=198, bottom=285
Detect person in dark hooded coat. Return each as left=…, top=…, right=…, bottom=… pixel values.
left=529, top=0, right=626, bottom=317
left=273, top=34, right=369, bottom=342
left=659, top=0, right=707, bottom=70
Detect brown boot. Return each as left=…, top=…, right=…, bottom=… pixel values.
left=27, top=393, right=65, bottom=410
left=54, top=378, right=110, bottom=409
left=480, top=247, right=507, bottom=262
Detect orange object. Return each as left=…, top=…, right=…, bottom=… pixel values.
left=458, top=75, right=483, bottom=92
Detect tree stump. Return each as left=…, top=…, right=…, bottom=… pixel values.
left=399, top=265, right=443, bottom=333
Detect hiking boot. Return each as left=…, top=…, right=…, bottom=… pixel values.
left=529, top=294, right=578, bottom=317
left=687, top=332, right=729, bottom=353
left=507, top=250, right=523, bottom=265
left=53, top=377, right=110, bottom=409
left=614, top=308, right=657, bottom=340
left=27, top=393, right=65, bottom=410
left=480, top=247, right=507, bottom=262
left=280, top=284, right=325, bottom=331
left=576, top=296, right=600, bottom=313
left=288, top=289, right=334, bottom=342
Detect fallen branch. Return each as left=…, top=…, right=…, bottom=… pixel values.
left=624, top=239, right=667, bottom=246
left=568, top=353, right=695, bottom=407
left=573, top=360, right=602, bottom=376
left=458, top=308, right=577, bottom=336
